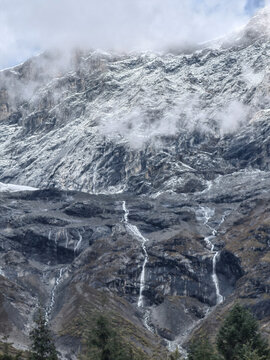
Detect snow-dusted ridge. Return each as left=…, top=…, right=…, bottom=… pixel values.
left=1, top=7, right=270, bottom=359
left=0, top=6, right=269, bottom=195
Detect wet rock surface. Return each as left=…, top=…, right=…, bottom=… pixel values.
left=1, top=169, right=270, bottom=356
left=1, top=7, right=270, bottom=359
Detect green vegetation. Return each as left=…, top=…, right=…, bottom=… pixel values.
left=83, top=313, right=131, bottom=360
left=188, top=304, right=270, bottom=360
left=81, top=313, right=184, bottom=360
left=168, top=348, right=182, bottom=360
left=1, top=303, right=269, bottom=360
left=217, top=304, right=270, bottom=360
left=58, top=287, right=167, bottom=358
left=28, top=309, right=58, bottom=360
left=188, top=337, right=220, bottom=360
left=0, top=336, right=22, bottom=360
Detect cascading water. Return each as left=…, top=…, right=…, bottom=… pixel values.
left=212, top=253, right=223, bottom=304
left=45, top=267, right=66, bottom=322
left=160, top=206, right=227, bottom=356
left=200, top=206, right=224, bottom=305
left=65, top=229, right=69, bottom=248
left=122, top=201, right=149, bottom=308
left=74, top=230, right=82, bottom=254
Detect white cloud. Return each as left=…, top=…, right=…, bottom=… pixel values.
left=98, top=96, right=249, bottom=149
left=0, top=0, right=259, bottom=69
left=241, top=66, right=265, bottom=87
left=218, top=101, right=249, bottom=135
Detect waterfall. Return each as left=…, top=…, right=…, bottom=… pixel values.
left=122, top=201, right=149, bottom=308
left=199, top=206, right=224, bottom=305
left=166, top=206, right=226, bottom=354
left=143, top=309, right=154, bottom=333
left=166, top=340, right=188, bottom=358
left=212, top=253, right=223, bottom=304
left=45, top=267, right=66, bottom=322
left=74, top=230, right=82, bottom=254
left=65, top=229, right=69, bottom=248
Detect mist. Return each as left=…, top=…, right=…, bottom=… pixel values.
left=0, top=0, right=267, bottom=151
left=0, top=0, right=264, bottom=69
left=98, top=97, right=252, bottom=149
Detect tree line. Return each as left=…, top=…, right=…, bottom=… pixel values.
left=188, top=304, right=270, bottom=360
left=1, top=304, right=269, bottom=360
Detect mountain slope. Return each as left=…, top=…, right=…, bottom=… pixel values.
left=0, top=7, right=270, bottom=359
left=0, top=8, right=270, bottom=195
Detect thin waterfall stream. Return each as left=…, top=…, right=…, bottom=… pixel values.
left=121, top=201, right=227, bottom=352
left=122, top=201, right=148, bottom=308
left=45, top=266, right=66, bottom=322
left=167, top=207, right=227, bottom=356
left=74, top=230, right=83, bottom=254
left=122, top=201, right=154, bottom=333
left=200, top=206, right=224, bottom=305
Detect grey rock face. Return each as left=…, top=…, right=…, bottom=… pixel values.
left=1, top=8, right=270, bottom=358
left=0, top=13, right=270, bottom=196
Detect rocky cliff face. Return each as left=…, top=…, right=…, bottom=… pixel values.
left=1, top=7, right=270, bottom=359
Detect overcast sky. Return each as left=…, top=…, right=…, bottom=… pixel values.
left=0, top=0, right=267, bottom=69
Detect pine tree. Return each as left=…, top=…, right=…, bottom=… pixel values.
left=168, top=348, right=182, bottom=360
left=28, top=309, right=58, bottom=360
left=216, top=304, right=270, bottom=360
left=84, top=314, right=144, bottom=360
left=188, top=337, right=220, bottom=360
left=240, top=343, right=269, bottom=360
left=0, top=336, right=21, bottom=360
left=85, top=314, right=122, bottom=360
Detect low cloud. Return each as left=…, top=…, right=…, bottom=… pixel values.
left=98, top=94, right=205, bottom=148
left=0, top=0, right=263, bottom=69
left=241, top=66, right=265, bottom=87
left=0, top=0, right=265, bottom=148
left=98, top=96, right=250, bottom=148
left=218, top=101, right=250, bottom=135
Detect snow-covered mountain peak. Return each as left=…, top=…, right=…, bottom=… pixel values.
left=0, top=6, right=270, bottom=195
left=242, top=6, right=270, bottom=40
left=202, top=7, right=270, bottom=51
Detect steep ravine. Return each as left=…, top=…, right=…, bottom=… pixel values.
left=1, top=7, right=270, bottom=359
left=0, top=168, right=269, bottom=357
left=122, top=200, right=154, bottom=334
left=199, top=206, right=224, bottom=305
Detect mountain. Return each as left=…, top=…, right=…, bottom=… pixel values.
left=0, top=7, right=270, bottom=359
